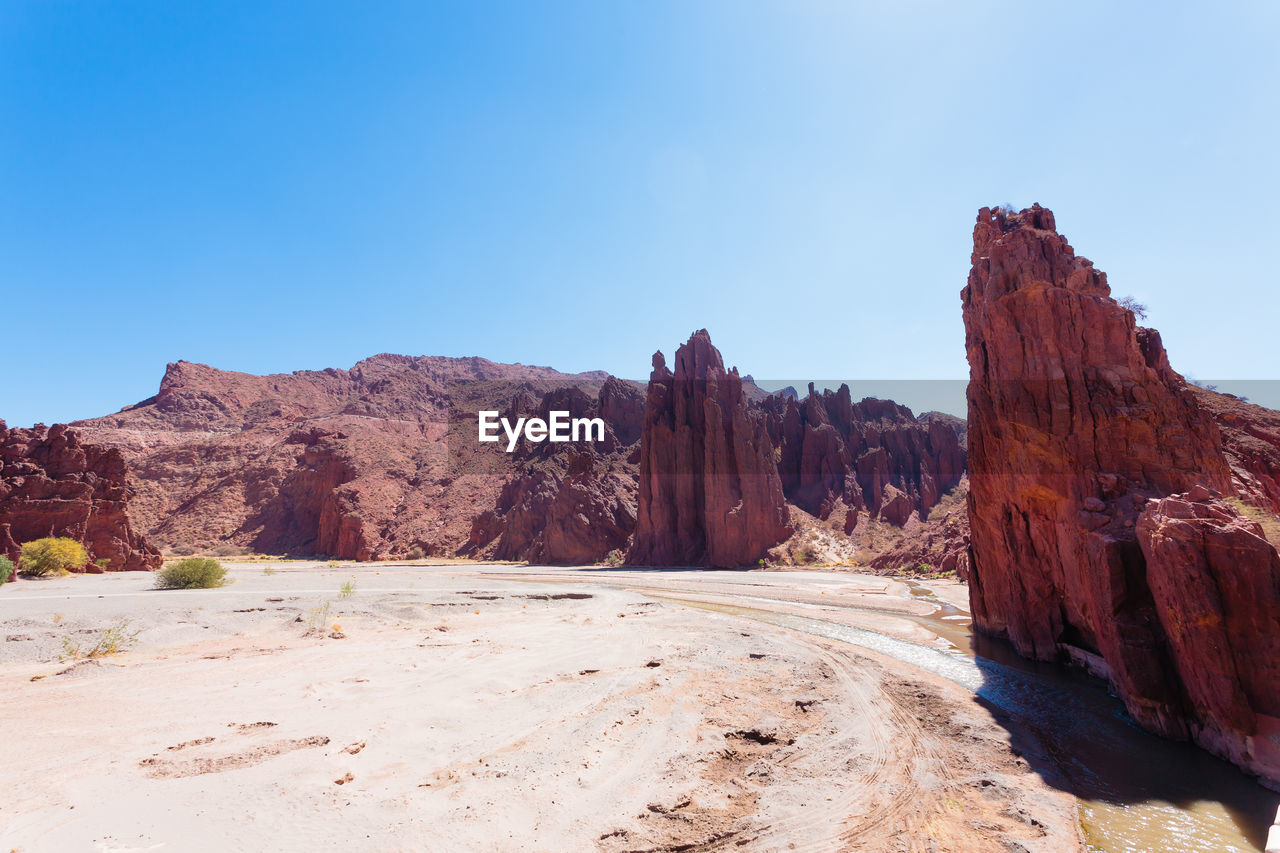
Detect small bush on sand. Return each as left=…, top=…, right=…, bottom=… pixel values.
left=155, top=558, right=227, bottom=590
left=0, top=555, right=13, bottom=584
left=263, top=565, right=277, bottom=576
left=18, top=537, right=88, bottom=577
left=61, top=619, right=139, bottom=661
left=305, top=600, right=332, bottom=634
left=338, top=579, right=356, bottom=598
left=170, top=543, right=196, bottom=556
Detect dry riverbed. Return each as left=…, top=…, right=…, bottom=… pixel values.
left=0, top=564, right=1081, bottom=852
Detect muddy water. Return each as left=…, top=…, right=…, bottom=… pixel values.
left=664, top=592, right=1277, bottom=852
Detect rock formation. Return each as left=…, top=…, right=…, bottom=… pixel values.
left=0, top=421, right=161, bottom=572
left=1137, top=488, right=1280, bottom=781
left=963, top=203, right=1280, bottom=785
left=760, top=387, right=965, bottom=527
left=73, top=355, right=616, bottom=559
left=627, top=331, right=792, bottom=567
left=465, top=379, right=644, bottom=564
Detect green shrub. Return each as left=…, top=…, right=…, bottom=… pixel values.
left=18, top=538, right=88, bottom=577
left=0, top=555, right=13, bottom=584
left=155, top=558, right=227, bottom=590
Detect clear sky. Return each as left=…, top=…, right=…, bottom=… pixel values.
left=3, top=1, right=1277, bottom=427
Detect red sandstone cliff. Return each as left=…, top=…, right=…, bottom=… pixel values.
left=73, top=355, right=615, bottom=560
left=963, top=204, right=1280, bottom=785
left=627, top=331, right=792, bottom=568
left=0, top=421, right=161, bottom=572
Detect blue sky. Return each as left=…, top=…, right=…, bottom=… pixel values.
left=3, top=1, right=1278, bottom=426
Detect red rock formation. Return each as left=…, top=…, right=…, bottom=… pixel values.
left=760, top=386, right=965, bottom=526
left=73, top=355, right=616, bottom=560
left=0, top=421, right=161, bottom=572
left=465, top=379, right=643, bottom=564
left=1138, top=488, right=1280, bottom=781
left=1190, top=387, right=1280, bottom=515
left=867, top=477, right=971, bottom=578
left=963, top=203, right=1280, bottom=785
left=627, top=331, right=792, bottom=567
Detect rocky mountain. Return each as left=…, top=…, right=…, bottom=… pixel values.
left=53, top=336, right=969, bottom=571
left=72, top=355, right=616, bottom=560
left=963, top=204, right=1280, bottom=785
left=0, top=421, right=161, bottom=572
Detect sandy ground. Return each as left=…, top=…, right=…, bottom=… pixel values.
left=0, top=563, right=1081, bottom=852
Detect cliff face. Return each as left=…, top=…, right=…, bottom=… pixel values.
left=0, top=421, right=161, bottom=572
left=73, top=355, right=615, bottom=559
left=1137, top=488, right=1280, bottom=781
left=465, top=379, right=644, bottom=564
left=963, top=204, right=1280, bottom=785
left=627, top=330, right=792, bottom=568
left=760, top=386, right=966, bottom=528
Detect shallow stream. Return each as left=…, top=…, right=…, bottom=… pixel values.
left=664, top=589, right=1277, bottom=852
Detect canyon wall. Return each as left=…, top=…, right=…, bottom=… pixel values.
left=0, top=421, right=161, bottom=572
left=627, top=330, right=792, bottom=568
left=963, top=204, right=1280, bottom=784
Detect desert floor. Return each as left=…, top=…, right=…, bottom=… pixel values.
left=0, top=563, right=1081, bottom=852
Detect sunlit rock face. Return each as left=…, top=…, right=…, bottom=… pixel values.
left=963, top=204, right=1280, bottom=786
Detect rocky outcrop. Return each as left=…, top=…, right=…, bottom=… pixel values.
left=0, top=421, right=161, bottom=572
left=1137, top=488, right=1280, bottom=782
left=867, top=476, right=972, bottom=578
left=760, top=387, right=965, bottom=526
left=963, top=203, right=1280, bottom=785
left=1190, top=387, right=1280, bottom=515
left=72, top=355, right=616, bottom=559
left=627, top=331, right=792, bottom=568
left=465, top=379, right=644, bottom=564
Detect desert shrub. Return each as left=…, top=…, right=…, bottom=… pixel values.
left=407, top=544, right=427, bottom=560
left=338, top=579, right=356, bottom=598
left=155, top=558, right=227, bottom=589
left=170, top=543, right=196, bottom=556
left=1117, top=296, right=1149, bottom=320
left=0, top=556, right=12, bottom=584
left=305, top=600, right=331, bottom=634
left=94, top=557, right=111, bottom=571
left=61, top=619, right=139, bottom=660
left=18, top=538, right=88, bottom=577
